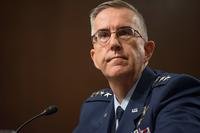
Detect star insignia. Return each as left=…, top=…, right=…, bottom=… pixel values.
left=104, top=92, right=112, bottom=98
left=100, top=91, right=105, bottom=96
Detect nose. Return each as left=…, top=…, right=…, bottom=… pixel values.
left=108, top=33, right=122, bottom=51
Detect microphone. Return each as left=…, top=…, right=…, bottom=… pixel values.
left=15, top=105, right=58, bottom=133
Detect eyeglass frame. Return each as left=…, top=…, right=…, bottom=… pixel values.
left=91, top=26, right=146, bottom=46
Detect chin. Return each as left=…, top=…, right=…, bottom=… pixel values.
left=105, top=67, right=132, bottom=79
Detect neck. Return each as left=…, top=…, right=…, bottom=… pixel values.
left=108, top=72, right=139, bottom=103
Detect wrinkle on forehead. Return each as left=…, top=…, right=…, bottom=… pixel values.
left=92, top=8, right=142, bottom=35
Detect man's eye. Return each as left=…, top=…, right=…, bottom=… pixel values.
left=98, top=31, right=110, bottom=38
left=118, top=29, right=133, bottom=36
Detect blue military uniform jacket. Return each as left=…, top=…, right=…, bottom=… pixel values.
left=73, top=67, right=200, bottom=133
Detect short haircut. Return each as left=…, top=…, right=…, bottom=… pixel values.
left=90, top=0, right=148, bottom=40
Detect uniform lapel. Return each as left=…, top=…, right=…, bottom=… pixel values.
left=94, top=98, right=115, bottom=133
left=117, top=67, right=156, bottom=133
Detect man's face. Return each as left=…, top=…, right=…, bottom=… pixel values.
left=90, top=8, right=154, bottom=79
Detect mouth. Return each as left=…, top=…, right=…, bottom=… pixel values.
left=106, top=56, right=128, bottom=62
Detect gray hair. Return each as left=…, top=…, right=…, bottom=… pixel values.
left=90, top=0, right=148, bottom=40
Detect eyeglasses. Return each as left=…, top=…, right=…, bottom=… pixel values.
left=91, top=26, right=146, bottom=45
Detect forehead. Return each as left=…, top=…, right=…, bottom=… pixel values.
left=93, top=8, right=140, bottom=32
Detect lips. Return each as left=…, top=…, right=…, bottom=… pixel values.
left=106, top=55, right=128, bottom=62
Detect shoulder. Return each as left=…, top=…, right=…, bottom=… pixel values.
left=150, top=70, right=200, bottom=107
left=76, top=88, right=113, bottom=124
left=79, top=88, right=113, bottom=113
left=147, top=71, right=200, bottom=132
left=152, top=70, right=200, bottom=89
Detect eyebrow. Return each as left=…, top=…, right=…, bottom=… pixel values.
left=97, top=26, right=132, bottom=32
left=117, top=26, right=132, bottom=30
left=97, top=28, right=109, bottom=32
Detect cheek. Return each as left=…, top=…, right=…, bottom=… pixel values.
left=127, top=44, right=146, bottom=63
left=94, top=49, right=106, bottom=68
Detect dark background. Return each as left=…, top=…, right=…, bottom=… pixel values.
left=0, top=0, right=200, bottom=132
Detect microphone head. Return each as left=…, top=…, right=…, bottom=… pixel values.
left=42, top=105, right=58, bottom=116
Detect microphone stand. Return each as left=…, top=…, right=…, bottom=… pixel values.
left=15, top=112, right=44, bottom=133
left=0, top=105, right=58, bottom=133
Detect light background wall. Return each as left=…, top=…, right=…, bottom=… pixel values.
left=0, top=0, right=199, bottom=132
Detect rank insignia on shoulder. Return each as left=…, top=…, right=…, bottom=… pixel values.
left=87, top=89, right=113, bottom=102
left=153, top=75, right=171, bottom=87
left=104, top=92, right=112, bottom=98
left=90, top=90, right=112, bottom=98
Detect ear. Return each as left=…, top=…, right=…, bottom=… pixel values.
left=90, top=48, right=100, bottom=69
left=144, top=40, right=156, bottom=63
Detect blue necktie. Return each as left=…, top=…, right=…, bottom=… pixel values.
left=110, top=106, right=124, bottom=133
left=116, top=106, right=124, bottom=122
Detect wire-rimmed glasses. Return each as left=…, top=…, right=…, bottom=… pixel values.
left=91, top=26, right=146, bottom=46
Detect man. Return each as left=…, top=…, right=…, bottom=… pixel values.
left=73, top=0, right=200, bottom=133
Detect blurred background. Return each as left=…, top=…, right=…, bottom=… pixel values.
left=0, top=0, right=200, bottom=132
